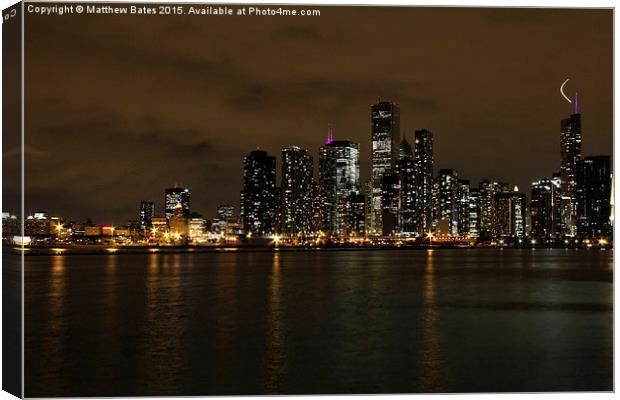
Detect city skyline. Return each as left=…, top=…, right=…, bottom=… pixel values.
left=11, top=7, right=612, bottom=223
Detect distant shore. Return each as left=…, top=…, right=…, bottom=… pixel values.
left=5, top=243, right=611, bottom=256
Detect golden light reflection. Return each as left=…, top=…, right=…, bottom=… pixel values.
left=264, top=252, right=287, bottom=393
left=418, top=248, right=444, bottom=391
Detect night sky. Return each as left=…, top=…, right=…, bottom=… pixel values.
left=16, top=5, right=612, bottom=224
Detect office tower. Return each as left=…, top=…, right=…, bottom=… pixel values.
left=169, top=203, right=188, bottom=237
left=241, top=149, right=276, bottom=236
left=188, top=217, right=207, bottom=241
left=530, top=178, right=561, bottom=240
left=398, top=137, right=417, bottom=236
left=139, top=200, right=154, bottom=230
left=310, top=181, right=324, bottom=234
left=479, top=180, right=507, bottom=240
left=273, top=186, right=282, bottom=234
left=345, top=193, right=366, bottom=238
left=165, top=187, right=190, bottom=221
left=560, top=98, right=582, bottom=237
left=381, top=169, right=400, bottom=236
left=217, top=205, right=234, bottom=221
left=319, top=136, right=360, bottom=237
left=576, top=156, right=612, bottom=239
left=457, top=180, right=470, bottom=237
left=438, top=169, right=459, bottom=236
left=281, top=146, right=313, bottom=236
left=414, top=129, right=434, bottom=235
left=496, top=188, right=527, bottom=240
left=370, top=100, right=401, bottom=235
left=468, top=188, right=481, bottom=238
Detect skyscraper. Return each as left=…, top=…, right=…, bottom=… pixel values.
left=438, top=169, right=459, bottom=236
left=281, top=146, right=313, bottom=236
left=468, top=188, right=481, bottom=238
left=345, top=193, right=366, bottom=237
left=381, top=169, right=400, bottom=236
left=457, top=179, right=470, bottom=237
left=496, top=188, right=527, bottom=240
left=370, top=100, right=400, bottom=235
left=530, top=178, right=561, bottom=240
left=576, top=156, right=611, bottom=239
left=139, top=200, right=154, bottom=230
left=414, top=129, right=434, bottom=235
left=397, top=137, right=417, bottom=235
left=165, top=187, right=190, bottom=221
left=560, top=97, right=582, bottom=237
left=241, top=149, right=276, bottom=236
left=479, top=180, right=507, bottom=240
left=319, top=136, right=360, bottom=237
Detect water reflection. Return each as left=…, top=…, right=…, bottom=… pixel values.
left=418, top=249, right=444, bottom=392
left=263, top=252, right=287, bottom=393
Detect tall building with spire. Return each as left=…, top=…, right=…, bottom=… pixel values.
left=560, top=92, right=582, bottom=237
left=370, top=100, right=400, bottom=236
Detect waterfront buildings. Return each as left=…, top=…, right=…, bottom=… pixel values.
left=530, top=178, right=562, bottom=240
left=164, top=187, right=190, bottom=221
left=559, top=99, right=582, bottom=237
left=414, top=129, right=434, bottom=235
left=139, top=200, right=154, bottom=230
left=281, top=146, right=313, bottom=236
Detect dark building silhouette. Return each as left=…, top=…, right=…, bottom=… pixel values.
left=438, top=169, right=459, bottom=236
left=414, top=129, right=434, bottom=235
left=381, top=169, right=400, bottom=236
left=138, top=200, right=154, bottom=230
left=241, top=149, right=276, bottom=236
left=576, top=156, right=611, bottom=239
left=530, top=178, right=561, bottom=240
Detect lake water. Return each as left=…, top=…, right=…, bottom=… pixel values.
left=24, top=249, right=613, bottom=396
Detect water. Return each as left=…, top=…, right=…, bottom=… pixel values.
left=24, top=249, right=612, bottom=396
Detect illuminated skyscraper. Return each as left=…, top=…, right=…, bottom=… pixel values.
left=241, top=149, right=276, bottom=236
left=281, top=146, right=313, bottom=236
left=479, top=180, right=507, bottom=240
left=576, top=156, right=611, bottom=239
left=370, top=100, right=400, bottom=235
left=468, top=188, right=481, bottom=238
left=319, top=135, right=360, bottom=237
left=139, top=200, right=154, bottom=230
left=164, top=187, right=190, bottom=221
left=457, top=179, right=470, bottom=237
left=345, top=193, right=366, bottom=237
left=496, top=188, right=527, bottom=240
left=414, top=129, right=434, bottom=235
left=397, top=137, right=417, bottom=235
left=560, top=96, right=582, bottom=237
left=381, top=169, right=400, bottom=236
left=438, top=169, right=459, bottom=236
left=530, top=177, right=562, bottom=240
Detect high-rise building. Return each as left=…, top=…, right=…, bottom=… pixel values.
left=241, top=149, right=276, bottom=236
left=457, top=180, right=470, bottom=237
left=530, top=178, right=562, bottom=240
left=165, top=187, right=190, bottom=221
left=438, top=169, right=459, bottom=236
left=319, top=136, right=360, bottom=237
left=139, top=200, right=154, bottom=230
left=310, top=181, right=324, bottom=234
left=468, top=188, right=481, bottom=238
left=381, top=169, right=400, bottom=236
left=560, top=98, right=582, bottom=237
left=397, top=137, right=417, bottom=236
left=345, top=193, right=366, bottom=237
left=370, top=100, right=400, bottom=235
left=169, top=203, right=188, bottom=238
left=281, top=146, right=313, bottom=236
left=414, top=129, right=434, bottom=235
left=496, top=188, right=527, bottom=240
left=576, top=156, right=612, bottom=239
left=479, top=180, right=507, bottom=240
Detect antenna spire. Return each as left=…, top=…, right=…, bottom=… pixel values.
left=575, top=92, right=579, bottom=114
left=326, top=123, right=334, bottom=144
